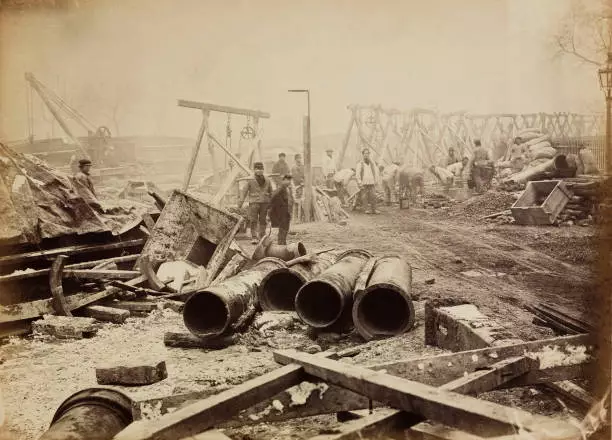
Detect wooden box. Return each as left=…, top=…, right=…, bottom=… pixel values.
left=510, top=180, right=571, bottom=225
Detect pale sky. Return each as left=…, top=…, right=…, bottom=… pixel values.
left=0, top=0, right=605, bottom=144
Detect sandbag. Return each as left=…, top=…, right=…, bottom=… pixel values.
left=517, top=127, right=543, bottom=137
left=532, top=146, right=557, bottom=160
left=528, top=158, right=551, bottom=168
left=579, top=149, right=599, bottom=175
left=517, top=131, right=542, bottom=143
left=524, top=134, right=550, bottom=148
left=528, top=141, right=552, bottom=153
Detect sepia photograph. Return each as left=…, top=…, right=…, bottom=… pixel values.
left=0, top=0, right=610, bottom=439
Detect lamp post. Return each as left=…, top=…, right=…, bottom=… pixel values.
left=288, top=89, right=313, bottom=221
left=598, top=51, right=612, bottom=175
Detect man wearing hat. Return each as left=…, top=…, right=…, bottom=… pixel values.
left=467, top=139, right=494, bottom=193
left=272, top=152, right=290, bottom=185
left=73, top=158, right=102, bottom=211
left=322, top=148, right=337, bottom=189
left=355, top=147, right=380, bottom=214
left=268, top=174, right=293, bottom=245
left=238, top=162, right=273, bottom=244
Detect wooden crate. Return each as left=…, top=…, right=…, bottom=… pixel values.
left=510, top=180, right=571, bottom=225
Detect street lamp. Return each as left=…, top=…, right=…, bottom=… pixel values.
left=598, top=52, right=612, bottom=175
left=288, top=89, right=313, bottom=221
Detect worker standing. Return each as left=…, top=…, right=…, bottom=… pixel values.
left=291, top=154, right=304, bottom=195
left=268, top=174, right=293, bottom=245
left=467, top=139, right=494, bottom=193
left=355, top=148, right=380, bottom=214
left=381, top=161, right=400, bottom=206
left=238, top=162, right=273, bottom=244
left=272, top=152, right=290, bottom=185
left=322, top=148, right=337, bottom=189
left=73, top=159, right=102, bottom=212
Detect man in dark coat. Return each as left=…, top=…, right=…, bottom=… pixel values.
left=238, top=162, right=273, bottom=244
left=272, top=152, right=290, bottom=185
left=268, top=174, right=293, bottom=245
left=73, top=158, right=102, bottom=212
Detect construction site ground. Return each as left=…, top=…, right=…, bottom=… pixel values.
left=0, top=197, right=596, bottom=440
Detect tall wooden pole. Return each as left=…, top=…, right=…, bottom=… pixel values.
left=182, top=110, right=209, bottom=192
left=303, top=113, right=313, bottom=222
left=606, top=95, right=611, bottom=175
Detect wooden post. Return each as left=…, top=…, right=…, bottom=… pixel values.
left=303, top=115, right=313, bottom=222
left=337, top=114, right=355, bottom=170
left=182, top=110, right=209, bottom=192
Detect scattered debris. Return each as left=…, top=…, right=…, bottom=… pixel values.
left=96, top=360, right=168, bottom=386
left=32, top=315, right=99, bottom=339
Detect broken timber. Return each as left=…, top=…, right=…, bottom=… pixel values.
left=273, top=350, right=578, bottom=438
left=50, top=255, right=71, bottom=316
left=131, top=335, right=592, bottom=424
left=321, top=356, right=538, bottom=440
left=96, top=361, right=168, bottom=386
left=81, top=305, right=130, bottom=324
left=0, top=275, right=147, bottom=323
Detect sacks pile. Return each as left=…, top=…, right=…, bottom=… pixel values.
left=495, top=128, right=558, bottom=180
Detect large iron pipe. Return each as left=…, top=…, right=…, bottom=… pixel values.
left=295, top=249, right=371, bottom=329
left=183, top=257, right=286, bottom=338
left=38, top=388, right=133, bottom=440
left=352, top=255, right=415, bottom=340
left=258, top=250, right=342, bottom=311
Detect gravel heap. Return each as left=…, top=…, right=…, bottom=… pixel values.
left=449, top=191, right=519, bottom=219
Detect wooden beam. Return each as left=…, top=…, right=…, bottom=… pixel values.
left=115, top=364, right=306, bottom=440
left=63, top=269, right=141, bottom=280
left=49, top=255, right=72, bottom=316
left=178, top=99, right=270, bottom=119
left=306, top=356, right=539, bottom=440
left=0, top=239, right=145, bottom=268
left=131, top=335, right=592, bottom=425
left=207, top=133, right=252, bottom=174
left=182, top=110, right=210, bottom=191
left=273, top=350, right=579, bottom=437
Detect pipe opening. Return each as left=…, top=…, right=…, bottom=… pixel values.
left=295, top=281, right=343, bottom=328
left=357, top=287, right=412, bottom=335
left=261, top=271, right=304, bottom=311
left=296, top=242, right=307, bottom=256
left=183, top=292, right=229, bottom=337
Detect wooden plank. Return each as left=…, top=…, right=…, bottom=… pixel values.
left=180, top=430, right=233, bottom=440
left=183, top=110, right=209, bottom=191
left=63, top=269, right=141, bottom=280
left=316, top=356, right=538, bottom=440
left=0, top=239, right=145, bottom=267
left=131, top=335, right=591, bottom=424
left=541, top=381, right=595, bottom=410
left=49, top=255, right=72, bottom=316
left=81, top=305, right=130, bottom=324
left=115, top=364, right=306, bottom=440
left=96, top=360, right=168, bottom=386
left=109, top=300, right=158, bottom=313
left=178, top=99, right=270, bottom=119
left=164, top=332, right=236, bottom=349
left=273, top=350, right=578, bottom=437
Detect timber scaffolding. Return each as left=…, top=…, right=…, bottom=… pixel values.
left=117, top=334, right=601, bottom=440
left=338, top=105, right=606, bottom=170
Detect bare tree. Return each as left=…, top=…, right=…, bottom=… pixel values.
left=554, top=0, right=612, bottom=66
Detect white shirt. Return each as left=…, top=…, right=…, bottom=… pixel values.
left=322, top=154, right=337, bottom=176
left=446, top=161, right=465, bottom=177
left=333, top=168, right=354, bottom=185
left=356, top=160, right=379, bottom=186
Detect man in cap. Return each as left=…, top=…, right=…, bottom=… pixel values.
left=272, top=152, right=290, bottom=185
left=238, top=162, right=273, bottom=244
left=446, top=146, right=460, bottom=166
left=355, top=147, right=380, bottom=214
left=467, top=139, right=494, bottom=193
left=268, top=174, right=293, bottom=245
left=322, top=148, right=337, bottom=189
left=73, top=158, right=102, bottom=212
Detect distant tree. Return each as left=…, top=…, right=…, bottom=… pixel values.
left=554, top=0, right=611, bottom=66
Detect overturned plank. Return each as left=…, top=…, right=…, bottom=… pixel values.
left=32, top=315, right=99, bottom=339
left=274, top=350, right=579, bottom=437
left=132, top=335, right=592, bottom=424
left=97, top=360, right=168, bottom=385
left=81, top=305, right=130, bottom=324
left=63, top=269, right=141, bottom=280
left=164, top=332, right=236, bottom=349
left=0, top=239, right=145, bottom=268
left=0, top=275, right=147, bottom=323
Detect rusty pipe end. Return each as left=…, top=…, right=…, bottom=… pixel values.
left=295, top=280, right=346, bottom=328
left=352, top=283, right=415, bottom=340
left=183, top=290, right=231, bottom=338
left=259, top=268, right=307, bottom=311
